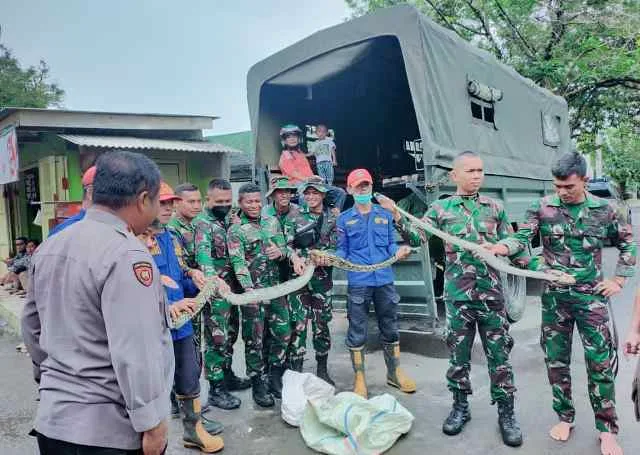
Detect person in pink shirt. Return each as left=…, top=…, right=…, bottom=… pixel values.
left=278, top=125, right=314, bottom=185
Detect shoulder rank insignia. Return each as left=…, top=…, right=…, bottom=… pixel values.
left=133, top=261, right=154, bottom=287
left=346, top=219, right=359, bottom=225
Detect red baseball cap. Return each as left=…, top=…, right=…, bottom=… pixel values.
left=81, top=166, right=96, bottom=186
left=347, top=168, right=373, bottom=188
left=159, top=181, right=181, bottom=202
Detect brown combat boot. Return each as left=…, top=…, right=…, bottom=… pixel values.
left=179, top=396, right=224, bottom=453
left=382, top=342, right=416, bottom=393
left=349, top=346, right=368, bottom=399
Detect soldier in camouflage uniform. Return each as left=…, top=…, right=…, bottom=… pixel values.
left=284, top=179, right=337, bottom=385
left=193, top=178, right=250, bottom=411
left=163, top=183, right=208, bottom=418
left=227, top=183, right=304, bottom=407
left=260, top=176, right=299, bottom=385
left=168, top=183, right=203, bottom=270
left=167, top=183, right=206, bottom=359
left=490, top=152, right=636, bottom=455
left=382, top=151, right=522, bottom=446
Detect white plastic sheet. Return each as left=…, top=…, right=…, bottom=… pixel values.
left=300, top=392, right=414, bottom=455
left=281, top=370, right=335, bottom=427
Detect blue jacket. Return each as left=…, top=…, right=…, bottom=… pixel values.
left=336, top=204, right=398, bottom=287
left=151, top=228, right=198, bottom=341
left=48, top=209, right=86, bottom=237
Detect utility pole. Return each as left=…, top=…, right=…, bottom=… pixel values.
left=595, top=133, right=603, bottom=178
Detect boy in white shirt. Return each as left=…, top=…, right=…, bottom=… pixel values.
left=307, top=124, right=337, bottom=185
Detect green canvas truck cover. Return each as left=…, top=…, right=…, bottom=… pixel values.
left=247, top=4, right=569, bottom=181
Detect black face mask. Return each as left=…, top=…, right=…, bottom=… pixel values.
left=211, top=205, right=231, bottom=220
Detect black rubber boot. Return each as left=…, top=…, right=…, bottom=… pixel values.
left=207, top=380, right=241, bottom=410
left=289, top=357, right=303, bottom=373
left=171, top=390, right=181, bottom=419
left=251, top=375, right=275, bottom=408
left=497, top=397, right=523, bottom=447
left=201, top=414, right=224, bottom=436
left=442, top=392, right=471, bottom=436
left=180, top=397, right=224, bottom=453
left=316, top=354, right=335, bottom=386
left=223, top=368, right=251, bottom=391
left=268, top=366, right=285, bottom=399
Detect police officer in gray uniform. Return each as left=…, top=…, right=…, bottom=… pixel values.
left=21, top=151, right=174, bottom=455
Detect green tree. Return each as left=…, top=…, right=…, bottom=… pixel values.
left=345, top=1, right=640, bottom=142
left=0, top=27, right=64, bottom=108
left=602, top=123, right=640, bottom=192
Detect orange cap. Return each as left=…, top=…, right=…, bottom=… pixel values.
left=347, top=168, right=373, bottom=188
left=81, top=166, right=96, bottom=186
left=159, top=181, right=181, bottom=202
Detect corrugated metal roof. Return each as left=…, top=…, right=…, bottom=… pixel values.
left=1, top=107, right=218, bottom=122
left=58, top=134, right=241, bottom=154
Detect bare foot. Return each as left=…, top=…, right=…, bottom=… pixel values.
left=599, top=432, right=623, bottom=455
left=549, top=421, right=574, bottom=441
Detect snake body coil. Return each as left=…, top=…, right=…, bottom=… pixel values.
left=170, top=249, right=408, bottom=330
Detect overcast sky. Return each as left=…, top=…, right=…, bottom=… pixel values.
left=1, top=0, right=352, bottom=134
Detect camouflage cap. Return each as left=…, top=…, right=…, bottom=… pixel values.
left=300, top=177, right=328, bottom=194
left=266, top=176, right=298, bottom=198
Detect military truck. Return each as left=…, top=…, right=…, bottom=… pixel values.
left=246, top=5, right=569, bottom=335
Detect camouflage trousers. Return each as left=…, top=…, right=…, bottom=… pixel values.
left=541, top=291, right=617, bottom=433
left=263, top=296, right=291, bottom=369
left=194, top=298, right=240, bottom=383
left=244, top=297, right=291, bottom=377
left=287, top=278, right=333, bottom=362
left=445, top=299, right=516, bottom=403
left=241, top=302, right=266, bottom=378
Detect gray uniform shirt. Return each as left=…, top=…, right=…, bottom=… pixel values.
left=21, top=208, right=174, bottom=450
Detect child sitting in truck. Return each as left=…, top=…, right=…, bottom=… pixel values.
left=278, top=123, right=345, bottom=211
left=307, top=124, right=337, bottom=185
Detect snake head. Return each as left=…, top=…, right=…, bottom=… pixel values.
left=546, top=269, right=576, bottom=285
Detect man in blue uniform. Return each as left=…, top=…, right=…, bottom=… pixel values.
left=332, top=168, right=415, bottom=398
left=140, top=181, right=225, bottom=454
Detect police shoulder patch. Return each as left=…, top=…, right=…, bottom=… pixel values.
left=133, top=261, right=154, bottom=287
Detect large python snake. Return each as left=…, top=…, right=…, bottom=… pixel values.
left=380, top=194, right=575, bottom=286
left=170, top=249, right=415, bottom=330
left=171, top=196, right=574, bottom=330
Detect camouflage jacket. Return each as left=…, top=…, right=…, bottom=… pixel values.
left=500, top=193, right=637, bottom=291
left=167, top=215, right=198, bottom=269
left=193, top=209, right=234, bottom=282
left=284, top=206, right=337, bottom=281
left=397, top=194, right=514, bottom=302
left=227, top=212, right=288, bottom=290
left=263, top=202, right=300, bottom=238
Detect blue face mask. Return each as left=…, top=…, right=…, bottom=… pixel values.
left=353, top=192, right=372, bottom=205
